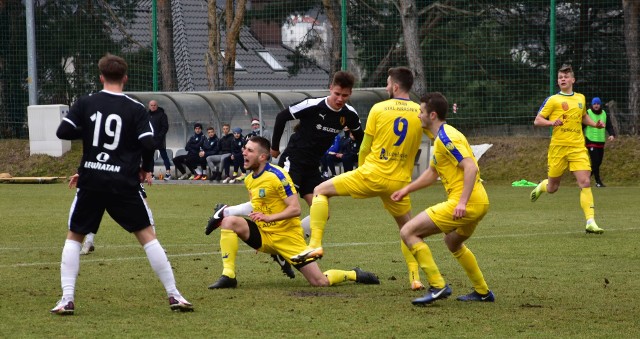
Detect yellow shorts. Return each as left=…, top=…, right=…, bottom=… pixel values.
left=547, top=145, right=591, bottom=178
left=333, top=167, right=411, bottom=217
left=256, top=227, right=308, bottom=263
left=426, top=200, right=489, bottom=237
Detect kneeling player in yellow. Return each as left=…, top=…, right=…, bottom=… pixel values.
left=206, top=136, right=380, bottom=289
left=391, top=92, right=494, bottom=305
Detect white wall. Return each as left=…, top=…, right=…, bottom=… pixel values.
left=27, top=105, right=71, bottom=157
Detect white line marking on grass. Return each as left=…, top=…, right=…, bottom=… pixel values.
left=2, top=227, right=639, bottom=269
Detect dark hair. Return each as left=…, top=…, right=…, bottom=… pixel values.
left=558, top=64, right=574, bottom=77
left=388, top=67, right=414, bottom=92
left=98, top=54, right=128, bottom=82
left=206, top=127, right=215, bottom=132
left=248, top=136, right=271, bottom=154
left=331, top=71, right=355, bottom=89
left=420, top=92, right=449, bottom=121
left=194, top=123, right=203, bottom=129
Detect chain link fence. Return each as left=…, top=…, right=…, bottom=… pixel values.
left=1, top=0, right=636, bottom=138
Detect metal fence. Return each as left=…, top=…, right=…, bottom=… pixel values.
left=1, top=0, right=637, bottom=138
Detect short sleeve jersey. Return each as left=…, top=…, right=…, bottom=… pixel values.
left=285, top=97, right=362, bottom=167
left=537, top=92, right=587, bottom=147
left=431, top=124, right=488, bottom=203
left=361, top=98, right=422, bottom=182
left=244, top=163, right=301, bottom=232
left=63, top=90, right=153, bottom=193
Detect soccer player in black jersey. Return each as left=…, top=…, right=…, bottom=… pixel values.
left=270, top=71, right=364, bottom=207
left=51, top=54, right=193, bottom=315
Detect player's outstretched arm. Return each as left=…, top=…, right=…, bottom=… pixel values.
left=68, top=173, right=79, bottom=189
left=270, top=109, right=294, bottom=156
left=454, top=158, right=478, bottom=219
left=56, top=120, right=82, bottom=140
left=224, top=201, right=253, bottom=217
left=249, top=195, right=300, bottom=223
left=391, top=166, right=438, bottom=201
left=139, top=169, right=153, bottom=186
left=582, top=112, right=604, bottom=128
left=533, top=114, right=558, bottom=127
left=358, top=133, right=373, bottom=167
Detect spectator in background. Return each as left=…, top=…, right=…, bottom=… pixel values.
left=222, top=127, right=247, bottom=183
left=584, top=97, right=616, bottom=187
left=148, top=100, right=172, bottom=180
left=173, top=123, right=204, bottom=180
left=245, top=119, right=272, bottom=142
left=207, top=124, right=234, bottom=182
left=337, top=126, right=359, bottom=172
left=320, top=134, right=341, bottom=179
left=199, top=127, right=220, bottom=180
left=321, top=127, right=359, bottom=179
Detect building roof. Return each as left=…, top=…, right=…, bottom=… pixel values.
left=125, top=0, right=329, bottom=91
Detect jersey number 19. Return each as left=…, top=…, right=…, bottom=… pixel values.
left=90, top=111, right=122, bottom=150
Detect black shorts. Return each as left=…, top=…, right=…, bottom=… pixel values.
left=68, top=188, right=154, bottom=235
left=243, top=218, right=262, bottom=250
left=277, top=156, right=323, bottom=196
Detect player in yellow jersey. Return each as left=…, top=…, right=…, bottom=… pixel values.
left=530, top=65, right=605, bottom=234
left=291, top=67, right=427, bottom=291
left=391, top=92, right=493, bottom=305
left=206, top=136, right=380, bottom=289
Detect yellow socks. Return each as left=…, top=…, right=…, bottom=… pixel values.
left=580, top=187, right=595, bottom=220
left=323, top=269, right=357, bottom=286
left=410, top=242, right=445, bottom=289
left=219, top=229, right=238, bottom=279
left=401, top=240, right=421, bottom=284
left=540, top=179, right=548, bottom=192
left=309, top=195, right=329, bottom=249
left=452, top=245, right=489, bottom=295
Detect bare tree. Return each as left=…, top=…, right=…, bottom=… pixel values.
left=322, top=0, right=341, bottom=80
left=206, top=0, right=220, bottom=90
left=157, top=0, right=177, bottom=91
left=623, top=0, right=639, bottom=134
left=397, top=0, right=426, bottom=95
left=361, top=2, right=449, bottom=88
left=205, top=0, right=246, bottom=90
left=223, top=0, right=247, bottom=90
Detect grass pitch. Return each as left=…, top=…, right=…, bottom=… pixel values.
left=1, top=182, right=639, bottom=338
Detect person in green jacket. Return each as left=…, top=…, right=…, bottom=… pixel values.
left=584, top=97, right=616, bottom=187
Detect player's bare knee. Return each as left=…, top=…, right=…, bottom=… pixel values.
left=313, top=183, right=328, bottom=196
left=547, top=183, right=559, bottom=193
left=399, top=226, right=412, bottom=243
left=219, top=216, right=241, bottom=231
left=577, top=178, right=591, bottom=188
left=444, top=232, right=467, bottom=252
